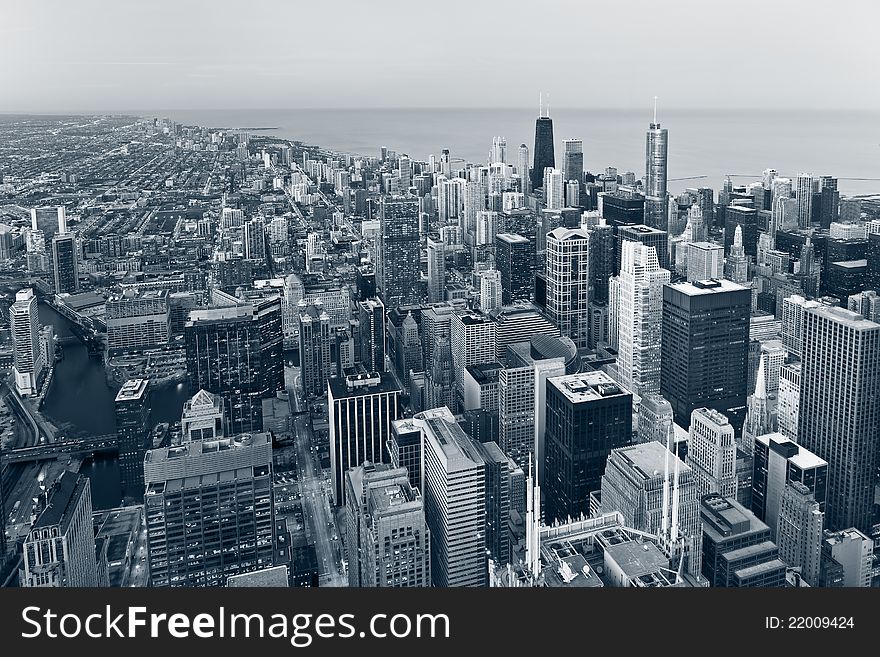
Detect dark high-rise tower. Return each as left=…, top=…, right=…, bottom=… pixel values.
left=644, top=100, right=669, bottom=231
left=357, top=298, right=386, bottom=373
left=495, top=233, right=535, bottom=304
left=378, top=197, right=421, bottom=307
left=531, top=98, right=555, bottom=191
left=660, top=279, right=751, bottom=432
left=115, top=378, right=151, bottom=501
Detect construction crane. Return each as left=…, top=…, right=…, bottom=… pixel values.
left=668, top=175, right=708, bottom=182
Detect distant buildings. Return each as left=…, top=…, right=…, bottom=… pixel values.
left=21, top=472, right=98, bottom=587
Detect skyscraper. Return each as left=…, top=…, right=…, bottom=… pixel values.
left=724, top=225, right=749, bottom=284
left=115, top=378, right=151, bottom=501
left=144, top=433, right=276, bottom=587
left=543, top=168, right=564, bottom=210
left=609, top=240, right=670, bottom=395
left=686, top=408, right=738, bottom=500
left=243, top=217, right=266, bottom=261
left=10, top=288, right=44, bottom=397
left=426, top=235, right=446, bottom=304
left=616, top=224, right=669, bottom=274
left=777, top=481, right=823, bottom=587
left=562, top=139, right=584, bottom=185
left=517, top=143, right=530, bottom=194
left=328, top=371, right=402, bottom=504
left=181, top=389, right=225, bottom=443
left=344, top=464, right=430, bottom=587
left=660, top=279, right=751, bottom=431
left=644, top=106, right=669, bottom=230
left=479, top=269, right=502, bottom=313
left=450, top=310, right=496, bottom=397
left=357, top=298, right=386, bottom=373
left=298, top=301, right=332, bottom=398
left=21, top=472, right=97, bottom=587
left=419, top=408, right=487, bottom=587
left=545, top=227, right=591, bottom=349
left=495, top=233, right=535, bottom=305
left=531, top=106, right=555, bottom=191
left=378, top=196, right=421, bottom=307
left=686, top=242, right=724, bottom=282
left=544, top=371, right=633, bottom=523
left=185, top=299, right=284, bottom=433
left=51, top=231, right=79, bottom=294
left=797, top=305, right=880, bottom=533
left=796, top=173, right=814, bottom=229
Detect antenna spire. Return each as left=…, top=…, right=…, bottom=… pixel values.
left=539, top=92, right=543, bottom=117
left=653, top=96, right=659, bottom=124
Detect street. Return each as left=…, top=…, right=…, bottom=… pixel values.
left=285, top=365, right=346, bottom=587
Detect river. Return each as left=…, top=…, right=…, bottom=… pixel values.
left=38, top=302, right=191, bottom=509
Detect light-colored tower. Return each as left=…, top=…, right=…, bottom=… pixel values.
left=480, top=269, right=502, bottom=313
left=543, top=168, right=564, bottom=210
left=562, top=139, right=584, bottom=185
left=545, top=227, right=591, bottom=349
left=686, top=242, right=724, bottom=282
left=609, top=240, right=670, bottom=395
left=724, top=224, right=749, bottom=284
left=10, top=288, right=44, bottom=397
left=796, top=173, right=814, bottom=229
left=517, top=143, right=530, bottom=195
left=644, top=99, right=669, bottom=230
left=686, top=407, right=738, bottom=500
left=426, top=235, right=446, bottom=303
left=777, top=481, right=823, bottom=586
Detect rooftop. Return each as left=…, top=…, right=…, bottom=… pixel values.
left=807, top=304, right=880, bottom=330
left=548, top=371, right=630, bottom=404
left=667, top=278, right=749, bottom=296
left=611, top=442, right=688, bottom=482
left=115, top=378, right=149, bottom=402
left=32, top=471, right=86, bottom=531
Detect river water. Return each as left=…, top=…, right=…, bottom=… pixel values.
left=38, top=302, right=191, bottom=509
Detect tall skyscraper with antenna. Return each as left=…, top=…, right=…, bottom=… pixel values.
left=644, top=98, right=669, bottom=231
left=531, top=93, right=555, bottom=191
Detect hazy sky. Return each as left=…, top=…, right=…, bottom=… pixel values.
left=2, top=0, right=878, bottom=112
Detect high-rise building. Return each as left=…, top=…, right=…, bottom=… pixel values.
left=181, top=389, right=225, bottom=443
left=517, top=143, right=530, bottom=194
left=687, top=408, right=738, bottom=500
left=780, top=294, right=818, bottom=358
left=495, top=233, right=535, bottom=305
left=426, top=235, right=446, bottom=304
left=328, top=371, right=402, bottom=504
left=644, top=110, right=669, bottom=230
left=115, top=378, right=152, bottom=500
left=479, top=269, right=502, bottom=313
left=378, top=197, right=421, bottom=307
left=105, top=289, right=171, bottom=355
left=344, top=464, right=430, bottom=587
left=490, top=304, right=560, bottom=362
left=777, top=362, right=801, bottom=441
left=185, top=299, right=284, bottom=433
left=724, top=225, right=749, bottom=284
left=419, top=408, right=488, bottom=587
left=601, top=441, right=702, bottom=579
left=636, top=392, right=675, bottom=446
left=21, top=472, right=98, bottom=587
left=700, top=494, right=787, bottom=587
left=821, top=528, right=873, bottom=587
left=609, top=240, right=670, bottom=395
left=616, top=224, right=669, bottom=274
left=298, top=301, right=332, bottom=398
left=357, top=298, right=386, bottom=373
left=450, top=310, right=496, bottom=396
left=777, top=481, right=823, bottom=586
left=686, top=242, right=724, bottom=282
left=796, top=173, right=814, bottom=229
left=425, top=334, right=456, bottom=412
left=544, top=372, right=633, bottom=523
left=243, top=217, right=266, bottom=261
left=797, top=305, right=880, bottom=533
left=543, top=168, right=564, bottom=210
left=471, top=441, right=512, bottom=565
left=10, top=287, right=44, bottom=397
left=847, top=290, right=880, bottom=322
left=660, top=279, right=751, bottom=431
left=51, top=231, right=79, bottom=294
left=562, top=139, right=584, bottom=185
left=144, top=433, right=276, bottom=587
left=389, top=417, right=424, bottom=493
left=531, top=109, right=555, bottom=191
left=545, top=227, right=591, bottom=348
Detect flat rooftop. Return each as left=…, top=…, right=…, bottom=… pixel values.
left=612, top=442, right=688, bottom=481
left=145, top=433, right=271, bottom=463
left=807, top=304, right=880, bottom=330
left=115, top=378, right=149, bottom=402
left=548, top=371, right=629, bottom=403
left=33, top=471, right=84, bottom=531
left=667, top=278, right=748, bottom=296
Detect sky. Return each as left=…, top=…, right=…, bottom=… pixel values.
left=1, top=0, right=879, bottom=112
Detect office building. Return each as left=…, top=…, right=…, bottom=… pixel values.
left=562, top=138, right=584, bottom=184
left=298, top=301, right=332, bottom=398
left=644, top=112, right=669, bottom=230
left=700, top=494, right=786, bottom=587
left=517, top=143, right=530, bottom=194
left=636, top=392, right=675, bottom=446
left=426, top=235, right=446, bottom=303
left=115, top=378, right=151, bottom=500
left=796, top=173, right=814, bottom=229
left=345, top=464, right=430, bottom=587
left=144, top=433, right=276, bottom=587
left=545, top=227, right=591, bottom=348
left=52, top=231, right=79, bottom=294
left=687, top=408, right=738, bottom=500
left=821, top=528, right=873, bottom=588
left=461, top=362, right=502, bottom=412
left=243, top=217, right=266, bottom=261
left=10, top=287, right=44, bottom=397
left=609, top=240, right=670, bottom=395
left=495, top=233, right=535, bottom=305
left=181, top=389, right=225, bottom=443
left=328, top=371, right=401, bottom=504
left=616, top=224, right=668, bottom=274
left=490, top=303, right=560, bottom=362
left=601, top=441, right=702, bottom=578
left=420, top=408, right=488, bottom=587
left=472, top=441, right=512, bottom=564
left=686, top=242, right=724, bottom=282
left=531, top=108, right=555, bottom=191
left=777, top=362, right=800, bottom=441
left=660, top=279, right=751, bottom=431
left=450, top=310, right=496, bottom=394
left=378, top=197, right=421, bottom=307
left=780, top=294, right=817, bottom=358
left=185, top=299, right=284, bottom=434
left=480, top=269, right=502, bottom=313
left=357, top=298, right=386, bottom=373
left=389, top=417, right=425, bottom=493
left=21, top=472, right=98, bottom=587
left=847, top=289, right=880, bottom=322
left=777, top=481, right=823, bottom=586
left=544, top=372, right=633, bottom=523
left=105, top=289, right=171, bottom=354
left=543, top=168, right=564, bottom=210
left=798, top=306, right=880, bottom=533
